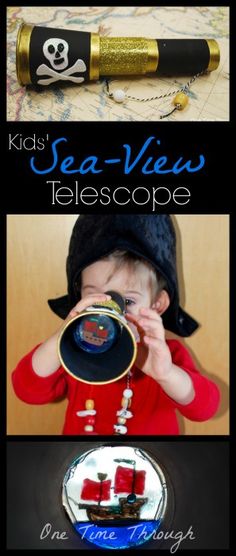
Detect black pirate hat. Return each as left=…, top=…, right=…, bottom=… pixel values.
left=48, top=214, right=199, bottom=337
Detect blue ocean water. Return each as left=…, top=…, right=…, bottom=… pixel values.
left=74, top=520, right=161, bottom=549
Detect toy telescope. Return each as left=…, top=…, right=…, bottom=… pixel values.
left=16, top=23, right=220, bottom=86
left=58, top=291, right=137, bottom=385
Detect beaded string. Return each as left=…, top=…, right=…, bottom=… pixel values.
left=76, top=371, right=134, bottom=435
left=104, top=71, right=204, bottom=118
left=76, top=388, right=96, bottom=433
left=114, top=371, right=133, bottom=435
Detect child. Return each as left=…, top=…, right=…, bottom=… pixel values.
left=12, top=214, right=220, bottom=435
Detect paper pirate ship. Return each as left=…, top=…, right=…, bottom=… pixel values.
left=78, top=459, right=148, bottom=521
left=82, top=319, right=109, bottom=347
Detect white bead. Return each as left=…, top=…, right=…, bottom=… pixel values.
left=116, top=409, right=133, bottom=419
left=123, top=388, right=133, bottom=399
left=113, top=89, right=126, bottom=103
left=84, top=425, right=94, bottom=432
left=114, top=424, right=128, bottom=434
left=76, top=409, right=96, bottom=417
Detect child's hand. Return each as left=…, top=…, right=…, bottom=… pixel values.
left=126, top=307, right=172, bottom=382
left=126, top=307, right=195, bottom=404
left=67, top=293, right=111, bottom=320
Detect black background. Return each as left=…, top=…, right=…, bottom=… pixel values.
left=3, top=0, right=234, bottom=553
left=5, top=122, right=232, bottom=213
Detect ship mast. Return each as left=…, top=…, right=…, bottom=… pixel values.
left=97, top=473, right=108, bottom=510
left=114, top=459, right=137, bottom=504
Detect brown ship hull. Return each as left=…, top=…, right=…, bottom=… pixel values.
left=79, top=497, right=148, bottom=521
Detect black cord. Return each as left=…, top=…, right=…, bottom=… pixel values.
left=105, top=72, right=204, bottom=102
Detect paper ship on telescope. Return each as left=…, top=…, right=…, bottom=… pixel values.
left=82, top=319, right=109, bottom=347
left=63, top=446, right=169, bottom=550
left=78, top=459, right=148, bottom=521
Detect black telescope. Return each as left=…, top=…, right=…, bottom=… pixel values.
left=16, top=23, right=220, bottom=86
left=58, top=291, right=137, bottom=385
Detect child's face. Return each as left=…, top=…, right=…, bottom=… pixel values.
left=81, top=259, right=155, bottom=316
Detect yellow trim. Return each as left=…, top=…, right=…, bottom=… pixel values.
left=206, top=39, right=220, bottom=72
left=146, top=39, right=159, bottom=73
left=16, top=22, right=33, bottom=85
left=90, top=32, right=100, bottom=80
left=58, top=310, right=137, bottom=385
left=92, top=299, right=122, bottom=315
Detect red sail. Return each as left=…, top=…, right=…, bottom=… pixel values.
left=98, top=328, right=109, bottom=338
left=114, top=466, right=146, bottom=495
left=84, top=320, right=109, bottom=338
left=84, top=321, right=97, bottom=332
left=81, top=479, right=111, bottom=502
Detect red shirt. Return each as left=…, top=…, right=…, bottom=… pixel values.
left=12, top=340, right=220, bottom=435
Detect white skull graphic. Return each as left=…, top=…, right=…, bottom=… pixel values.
left=43, top=38, right=69, bottom=71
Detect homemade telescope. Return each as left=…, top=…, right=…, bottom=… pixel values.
left=16, top=23, right=220, bottom=86
left=58, top=291, right=137, bottom=385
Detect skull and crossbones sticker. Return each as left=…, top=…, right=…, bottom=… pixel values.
left=36, top=38, right=86, bottom=85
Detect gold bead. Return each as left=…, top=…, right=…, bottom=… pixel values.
left=173, top=92, right=189, bottom=110
left=121, top=397, right=131, bottom=408
left=85, top=399, right=94, bottom=410
left=118, top=417, right=127, bottom=425
left=84, top=425, right=94, bottom=432
left=121, top=397, right=127, bottom=408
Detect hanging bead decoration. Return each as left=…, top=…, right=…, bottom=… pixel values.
left=105, top=71, right=203, bottom=119
left=114, top=373, right=134, bottom=435
left=76, top=399, right=96, bottom=433
left=76, top=372, right=134, bottom=435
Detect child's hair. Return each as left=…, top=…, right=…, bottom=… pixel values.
left=101, top=250, right=167, bottom=302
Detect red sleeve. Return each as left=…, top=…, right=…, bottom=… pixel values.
left=12, top=345, right=68, bottom=404
left=166, top=340, right=220, bottom=421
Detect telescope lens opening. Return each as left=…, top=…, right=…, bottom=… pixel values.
left=73, top=314, right=121, bottom=354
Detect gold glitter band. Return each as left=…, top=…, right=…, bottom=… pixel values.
left=93, top=299, right=123, bottom=315
left=99, top=36, right=158, bottom=76
left=90, top=33, right=100, bottom=80
left=146, top=39, right=159, bottom=73
left=16, top=22, right=33, bottom=85
left=206, top=39, right=220, bottom=72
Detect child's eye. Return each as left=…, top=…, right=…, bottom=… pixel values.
left=125, top=298, right=135, bottom=306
